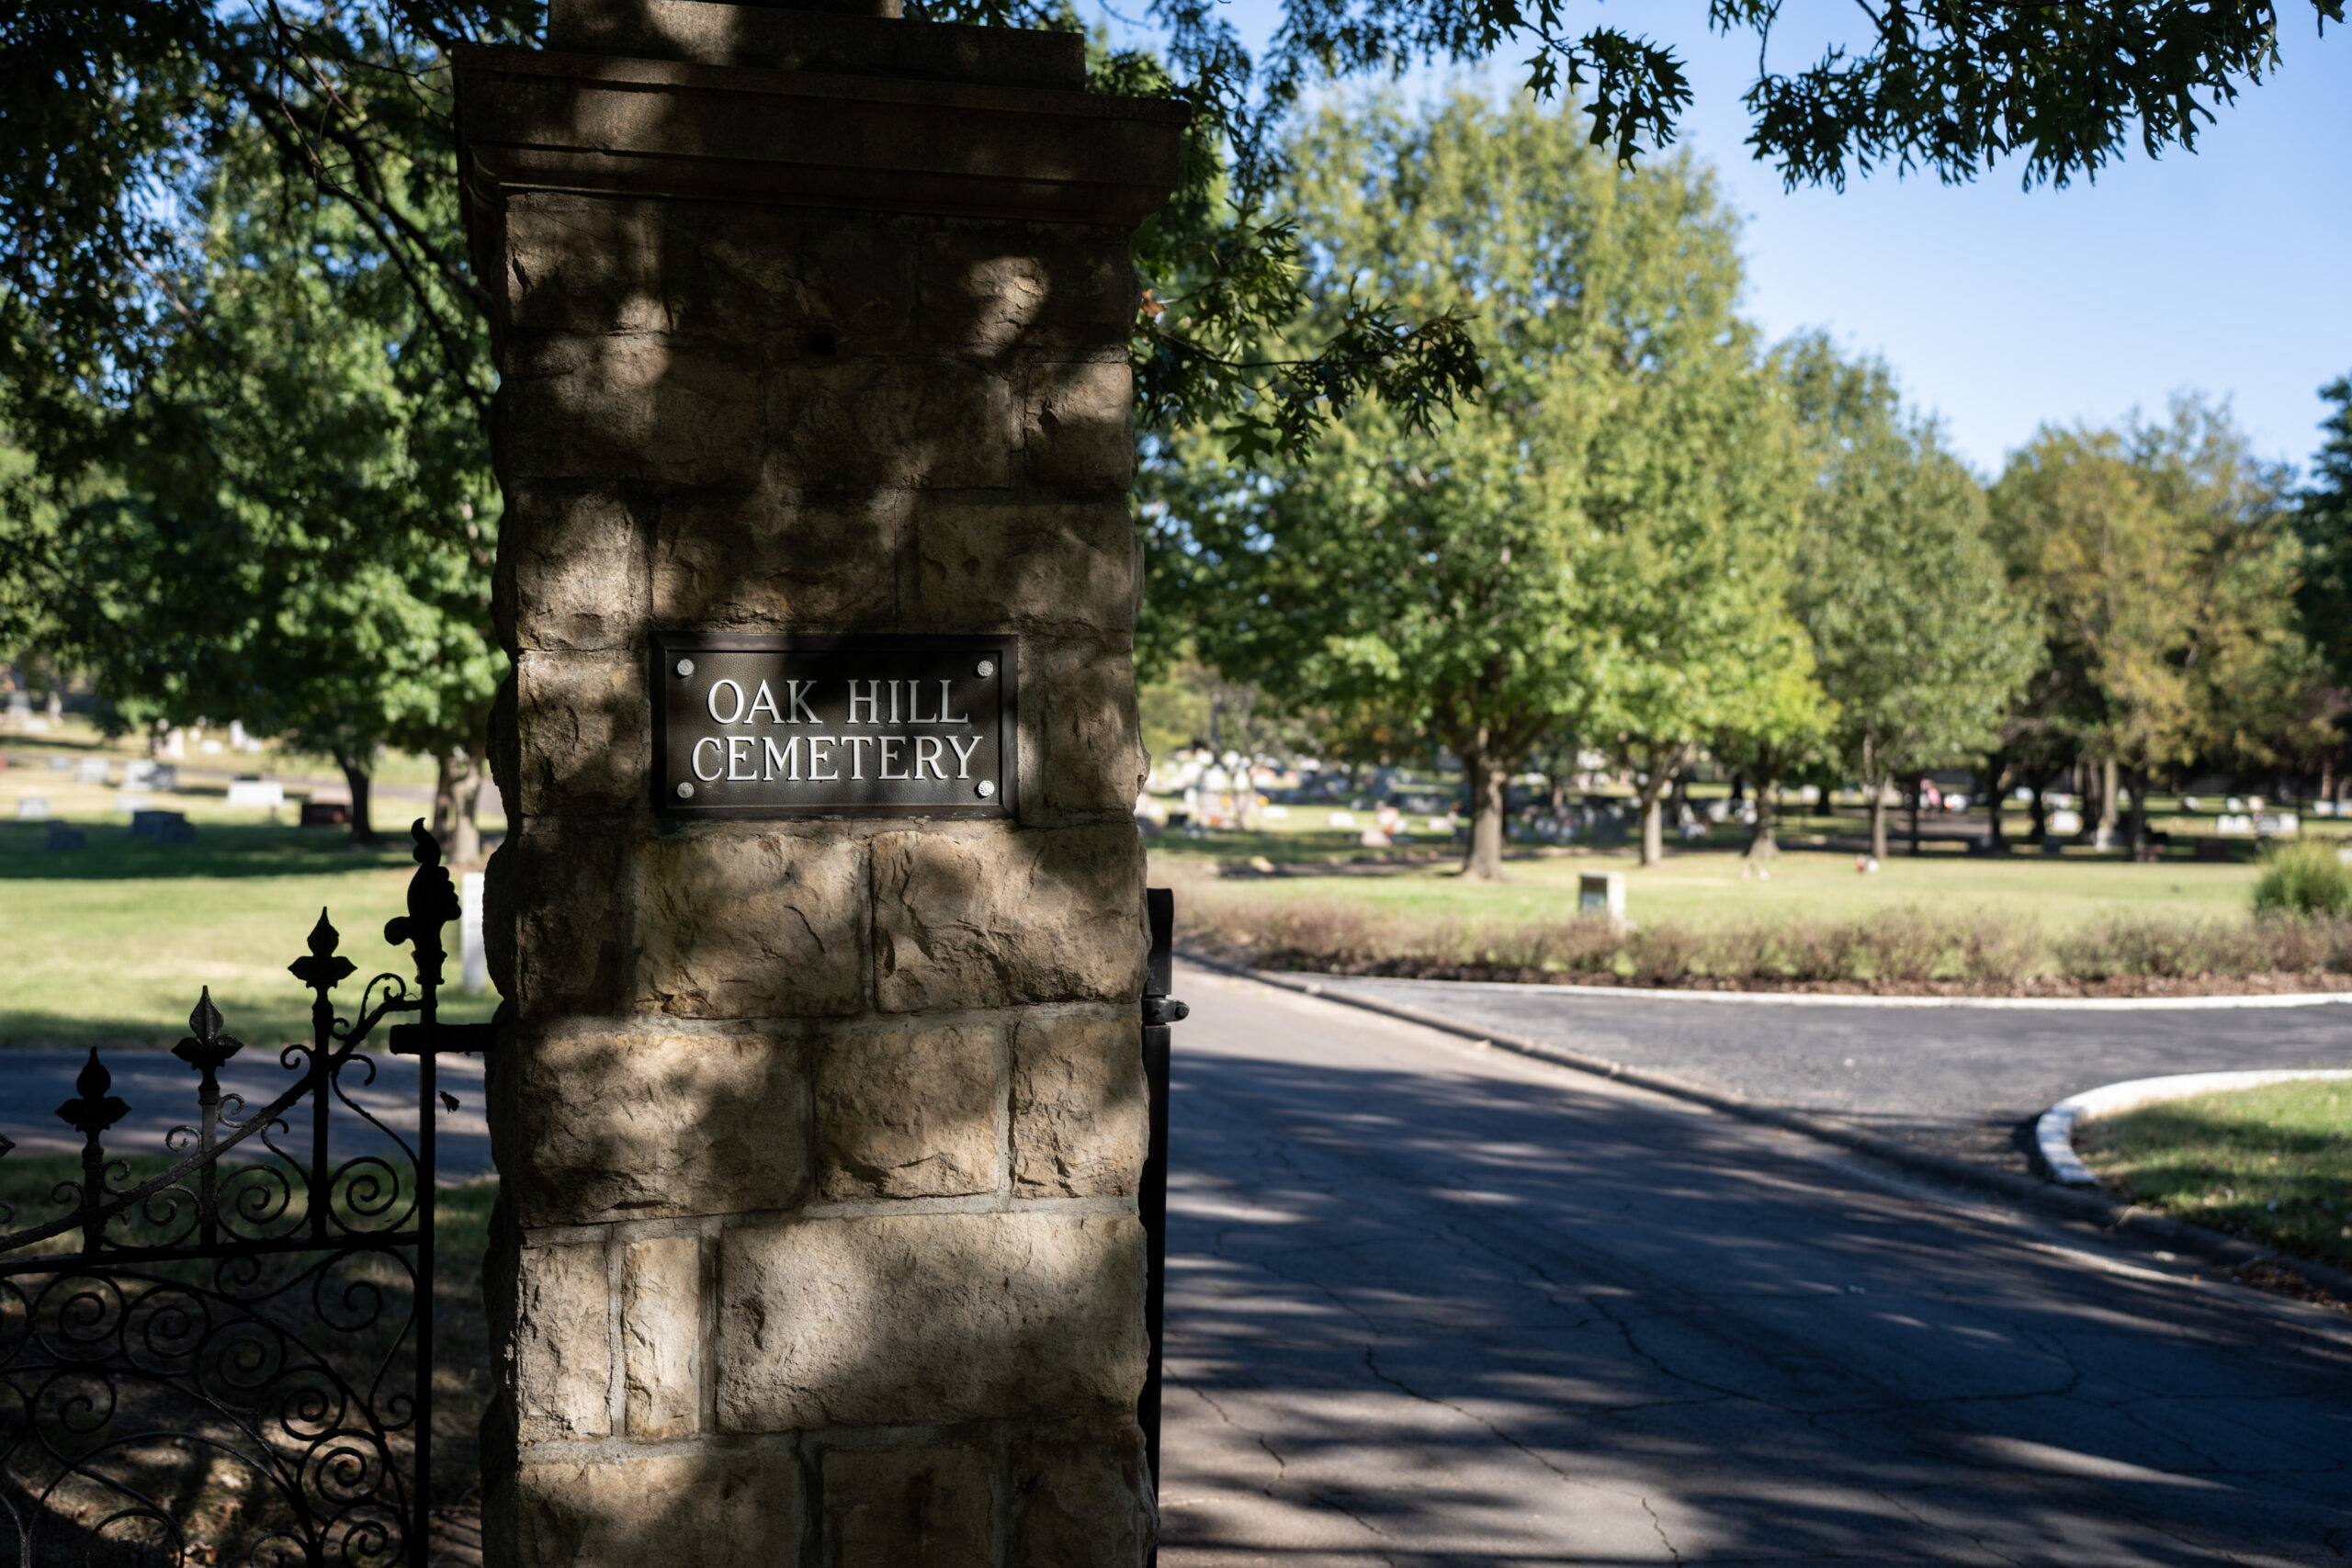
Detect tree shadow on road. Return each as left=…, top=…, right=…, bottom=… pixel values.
left=1157, top=1044, right=2352, bottom=1565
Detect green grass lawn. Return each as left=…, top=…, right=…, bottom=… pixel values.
left=1149, top=829, right=2267, bottom=932
left=2079, top=1079, right=2352, bottom=1271
left=0, top=819, right=499, bottom=1050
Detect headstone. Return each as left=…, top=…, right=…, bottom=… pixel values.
left=149, top=763, right=178, bottom=792
left=2048, top=808, right=2084, bottom=837
left=226, top=778, right=286, bottom=807
left=460, top=871, right=488, bottom=994
left=122, top=759, right=155, bottom=788
left=2257, top=812, right=2300, bottom=837
left=125, top=809, right=195, bottom=843
left=45, top=822, right=85, bottom=852
left=46, top=755, right=71, bottom=772
left=459, top=7, right=1181, bottom=1559
left=15, top=796, right=50, bottom=820
left=75, top=758, right=108, bottom=784
left=298, top=800, right=350, bottom=829
left=1579, top=870, right=1627, bottom=925
left=117, top=793, right=153, bottom=813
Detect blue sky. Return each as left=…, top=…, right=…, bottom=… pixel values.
left=1091, top=0, right=2351, bottom=478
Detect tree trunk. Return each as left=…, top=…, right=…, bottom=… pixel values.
left=339, top=753, right=378, bottom=847
left=2028, top=777, right=2049, bottom=844
left=1462, top=750, right=1508, bottom=882
left=1907, top=778, right=1923, bottom=856
left=2098, top=756, right=2120, bottom=846
left=1746, top=774, right=1780, bottom=862
left=1983, top=751, right=2007, bottom=852
left=436, top=750, right=485, bottom=863
left=1869, top=776, right=1890, bottom=862
left=1636, top=770, right=1672, bottom=867
left=2125, top=768, right=2149, bottom=855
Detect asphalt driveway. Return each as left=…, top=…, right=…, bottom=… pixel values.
left=1287, top=974, right=2352, bottom=1167
left=1159, top=967, right=2352, bottom=1564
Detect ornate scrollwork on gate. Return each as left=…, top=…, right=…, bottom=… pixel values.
left=0, top=822, right=486, bottom=1567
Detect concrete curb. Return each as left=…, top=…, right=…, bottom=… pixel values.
left=2038, top=1068, right=2352, bottom=1185
left=1262, top=972, right=2352, bottom=1012
left=1185, top=953, right=2352, bottom=1305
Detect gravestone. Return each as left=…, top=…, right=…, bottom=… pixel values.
left=75, top=757, right=108, bottom=784
left=455, top=6, right=1182, bottom=1566
left=14, top=797, right=47, bottom=821
left=125, top=809, right=195, bottom=844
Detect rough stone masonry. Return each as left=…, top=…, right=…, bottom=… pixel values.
left=453, top=5, right=1184, bottom=1562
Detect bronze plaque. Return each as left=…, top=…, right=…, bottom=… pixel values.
left=652, top=634, right=1016, bottom=818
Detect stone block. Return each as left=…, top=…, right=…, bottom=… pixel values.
left=651, top=491, right=900, bottom=629
left=910, top=500, right=1133, bottom=635
left=636, top=831, right=867, bottom=1018
left=623, top=1235, right=701, bottom=1439
left=508, top=1023, right=808, bottom=1227
left=501, top=332, right=763, bottom=489
left=1012, top=1013, right=1145, bottom=1198
left=1033, top=638, right=1148, bottom=814
left=516, top=651, right=647, bottom=816
left=503, top=191, right=667, bottom=334
left=768, top=357, right=1018, bottom=494
left=815, top=1022, right=1001, bottom=1199
left=920, top=226, right=1136, bottom=352
left=514, top=1240, right=610, bottom=1444
left=484, top=827, right=630, bottom=1013
left=1012, top=1426, right=1155, bottom=1568
left=502, top=488, right=647, bottom=652
left=821, top=1444, right=994, bottom=1568
left=871, top=825, right=1145, bottom=1012
left=664, top=207, right=919, bottom=345
left=1024, top=359, right=1135, bottom=493
left=715, top=1211, right=1147, bottom=1429
left=514, top=1451, right=798, bottom=1568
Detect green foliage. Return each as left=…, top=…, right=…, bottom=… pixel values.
left=2253, top=840, right=2352, bottom=919
left=15, top=116, right=503, bottom=808
left=2294, top=375, right=2352, bottom=728
left=1991, top=399, right=2321, bottom=788
left=6, top=0, right=2332, bottom=491
left=1780, top=337, right=2038, bottom=792
left=1150, top=93, right=1814, bottom=874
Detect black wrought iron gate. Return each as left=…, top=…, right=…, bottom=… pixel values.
left=1137, top=886, right=1187, bottom=1550
left=0, top=824, right=490, bottom=1567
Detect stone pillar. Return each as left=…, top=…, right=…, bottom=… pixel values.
left=454, top=11, right=1183, bottom=1564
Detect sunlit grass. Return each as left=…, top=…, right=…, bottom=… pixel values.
left=2080, top=1080, right=2352, bottom=1269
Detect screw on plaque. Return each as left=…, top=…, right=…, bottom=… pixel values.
left=677, top=782, right=695, bottom=799
left=977, top=780, right=996, bottom=798
left=675, top=658, right=695, bottom=678
left=976, top=660, right=994, bottom=677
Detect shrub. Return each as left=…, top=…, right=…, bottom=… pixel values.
left=2253, top=840, right=2352, bottom=919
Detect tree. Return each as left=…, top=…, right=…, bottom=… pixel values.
left=1151, top=93, right=1810, bottom=877
left=1781, top=337, right=2038, bottom=861
left=6, top=0, right=2333, bottom=489
left=1711, top=653, right=1834, bottom=863
left=2295, top=375, right=2352, bottom=795
left=1991, top=400, right=2315, bottom=851
left=21, top=124, right=503, bottom=848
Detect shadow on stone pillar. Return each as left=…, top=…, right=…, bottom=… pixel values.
left=455, top=7, right=1184, bottom=1563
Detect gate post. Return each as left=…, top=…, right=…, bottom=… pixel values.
left=455, top=9, right=1183, bottom=1562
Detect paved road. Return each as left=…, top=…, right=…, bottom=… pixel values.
left=1159, top=966, right=2352, bottom=1565
left=0, top=1047, right=492, bottom=1182
left=1293, top=974, right=2352, bottom=1167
